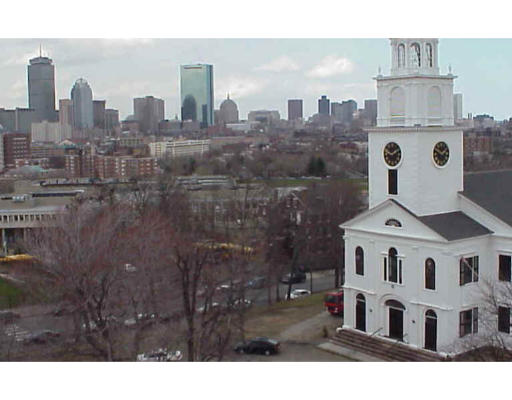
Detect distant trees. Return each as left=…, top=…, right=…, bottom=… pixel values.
left=306, top=156, right=327, bottom=177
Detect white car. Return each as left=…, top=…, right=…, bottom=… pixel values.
left=137, top=349, right=182, bottom=361
left=286, top=289, right=311, bottom=300
left=229, top=298, right=252, bottom=309
left=196, top=302, right=220, bottom=313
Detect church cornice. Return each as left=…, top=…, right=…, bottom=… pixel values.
left=366, top=125, right=461, bottom=133
left=374, top=74, right=456, bottom=81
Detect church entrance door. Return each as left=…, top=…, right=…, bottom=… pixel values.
left=385, top=300, right=405, bottom=341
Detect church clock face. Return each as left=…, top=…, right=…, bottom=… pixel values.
left=383, top=142, right=402, bottom=167
left=433, top=141, right=450, bottom=167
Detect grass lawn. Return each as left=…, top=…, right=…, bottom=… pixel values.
left=0, top=277, right=25, bottom=309
left=248, top=177, right=368, bottom=190
left=244, top=291, right=330, bottom=338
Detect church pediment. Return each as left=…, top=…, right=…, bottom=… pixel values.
left=341, top=199, right=492, bottom=242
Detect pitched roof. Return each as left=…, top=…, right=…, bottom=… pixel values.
left=461, top=170, right=512, bottom=227
left=417, top=212, right=492, bottom=241
left=389, top=199, right=492, bottom=241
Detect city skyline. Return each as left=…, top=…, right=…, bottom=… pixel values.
left=1, top=38, right=512, bottom=121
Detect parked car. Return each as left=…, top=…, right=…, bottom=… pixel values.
left=234, top=337, right=280, bottom=356
left=23, top=330, right=61, bottom=345
left=0, top=310, right=20, bottom=323
left=228, top=298, right=252, bottom=310
left=280, top=271, right=306, bottom=284
left=286, top=289, right=311, bottom=300
left=137, top=349, right=182, bottom=361
left=245, top=276, right=267, bottom=289
left=124, top=313, right=157, bottom=327
left=196, top=302, right=220, bottom=313
left=216, top=279, right=242, bottom=292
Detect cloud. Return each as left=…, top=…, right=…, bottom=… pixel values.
left=255, top=55, right=300, bottom=72
left=306, top=55, right=354, bottom=78
left=215, top=76, right=268, bottom=101
left=2, top=50, right=40, bottom=67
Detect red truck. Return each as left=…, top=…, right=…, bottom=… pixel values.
left=324, top=290, right=344, bottom=316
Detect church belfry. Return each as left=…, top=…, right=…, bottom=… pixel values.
left=368, top=38, right=463, bottom=216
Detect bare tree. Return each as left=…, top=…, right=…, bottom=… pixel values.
left=22, top=203, right=141, bottom=360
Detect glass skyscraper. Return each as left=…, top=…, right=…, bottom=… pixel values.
left=180, top=64, right=214, bottom=128
left=71, top=78, right=94, bottom=129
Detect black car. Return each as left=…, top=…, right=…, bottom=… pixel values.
left=0, top=310, right=20, bottom=323
left=280, top=271, right=306, bottom=284
left=234, top=337, right=280, bottom=356
left=23, top=330, right=61, bottom=345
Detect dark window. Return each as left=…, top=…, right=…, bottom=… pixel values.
left=499, top=255, right=511, bottom=282
left=425, top=258, right=436, bottom=290
left=355, top=247, right=364, bottom=276
left=385, top=218, right=402, bottom=227
left=460, top=256, right=479, bottom=286
left=384, top=248, right=402, bottom=284
left=388, top=169, right=398, bottom=195
left=498, top=307, right=510, bottom=334
left=459, top=308, right=478, bottom=337
left=389, top=248, right=398, bottom=283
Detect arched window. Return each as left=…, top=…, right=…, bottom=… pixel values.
left=397, top=44, right=405, bottom=68
left=356, top=294, right=366, bottom=332
left=425, top=258, right=436, bottom=290
left=385, top=218, right=402, bottom=227
left=426, top=43, right=433, bottom=67
left=384, top=247, right=403, bottom=284
left=410, top=43, right=421, bottom=67
left=355, top=246, right=364, bottom=276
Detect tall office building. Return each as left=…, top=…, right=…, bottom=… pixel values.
left=331, top=102, right=343, bottom=122
left=318, top=95, right=330, bottom=115
left=27, top=54, right=57, bottom=123
left=453, top=93, right=463, bottom=121
left=133, top=96, right=165, bottom=134
left=341, top=99, right=357, bottom=126
left=288, top=99, right=303, bottom=121
left=71, top=78, right=94, bottom=129
left=59, top=99, right=74, bottom=127
left=180, top=64, right=214, bottom=128
left=364, top=99, right=378, bottom=125
left=93, top=100, right=106, bottom=129
left=105, top=109, right=120, bottom=132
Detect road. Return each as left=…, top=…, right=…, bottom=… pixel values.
left=245, top=270, right=337, bottom=306
left=1, top=270, right=339, bottom=348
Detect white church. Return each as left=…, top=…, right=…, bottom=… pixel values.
left=340, top=38, right=512, bottom=357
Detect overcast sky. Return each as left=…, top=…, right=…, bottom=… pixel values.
left=1, top=38, right=511, bottom=121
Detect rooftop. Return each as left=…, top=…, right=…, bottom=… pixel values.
left=461, top=170, right=512, bottom=227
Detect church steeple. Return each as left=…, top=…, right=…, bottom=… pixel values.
left=376, top=38, right=455, bottom=128
left=368, top=38, right=463, bottom=216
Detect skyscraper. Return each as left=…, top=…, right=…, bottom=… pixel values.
left=133, top=96, right=165, bottom=134
left=27, top=54, right=57, bottom=123
left=364, top=99, right=378, bottom=126
left=341, top=99, right=357, bottom=126
left=180, top=64, right=214, bottom=128
left=288, top=99, right=303, bottom=121
left=93, top=100, right=106, bottom=129
left=59, top=99, right=74, bottom=127
left=318, top=95, right=330, bottom=115
left=71, top=78, right=94, bottom=129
